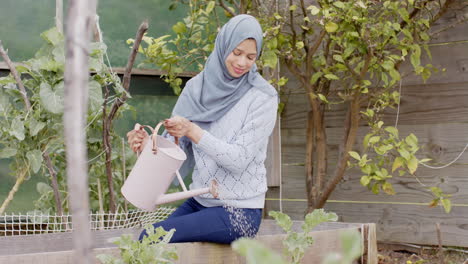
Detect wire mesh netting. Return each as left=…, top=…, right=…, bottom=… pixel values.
left=0, top=207, right=176, bottom=236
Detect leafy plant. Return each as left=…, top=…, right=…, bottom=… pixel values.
left=232, top=238, right=287, bottom=264
left=97, top=225, right=178, bottom=264
left=233, top=209, right=363, bottom=264
left=269, top=209, right=338, bottom=264
left=0, top=27, right=135, bottom=214
left=322, top=229, right=363, bottom=264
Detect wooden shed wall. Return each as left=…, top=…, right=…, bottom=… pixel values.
left=265, top=3, right=468, bottom=247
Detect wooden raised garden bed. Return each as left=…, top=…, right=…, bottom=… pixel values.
left=0, top=220, right=377, bottom=263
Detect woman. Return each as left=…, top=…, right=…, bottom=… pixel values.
left=127, top=14, right=278, bottom=244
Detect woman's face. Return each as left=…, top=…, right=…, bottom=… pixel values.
left=225, top=39, right=257, bottom=78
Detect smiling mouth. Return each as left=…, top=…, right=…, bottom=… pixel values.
left=233, top=66, right=244, bottom=74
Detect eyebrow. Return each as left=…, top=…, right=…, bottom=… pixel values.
left=234, top=48, right=257, bottom=56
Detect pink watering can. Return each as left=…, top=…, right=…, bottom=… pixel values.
left=121, top=122, right=218, bottom=212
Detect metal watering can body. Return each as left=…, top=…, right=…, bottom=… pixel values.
left=121, top=122, right=218, bottom=212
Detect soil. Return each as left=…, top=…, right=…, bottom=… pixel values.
left=377, top=243, right=468, bottom=264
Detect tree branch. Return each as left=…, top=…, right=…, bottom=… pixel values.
left=103, top=21, right=148, bottom=213
left=218, top=0, right=236, bottom=17
left=0, top=40, right=31, bottom=110
left=317, top=96, right=361, bottom=208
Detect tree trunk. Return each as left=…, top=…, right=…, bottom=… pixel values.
left=64, top=0, right=97, bottom=263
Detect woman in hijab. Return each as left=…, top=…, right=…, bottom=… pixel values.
left=127, top=14, right=278, bottom=244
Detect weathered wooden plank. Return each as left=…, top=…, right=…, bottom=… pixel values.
left=278, top=162, right=468, bottom=204
left=265, top=194, right=468, bottom=247
left=281, top=82, right=468, bottom=129
left=428, top=3, right=468, bottom=43
left=282, top=123, right=468, bottom=165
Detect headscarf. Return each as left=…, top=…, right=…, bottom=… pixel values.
left=172, top=14, right=277, bottom=123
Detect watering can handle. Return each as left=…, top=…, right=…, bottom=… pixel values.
left=139, top=122, right=179, bottom=155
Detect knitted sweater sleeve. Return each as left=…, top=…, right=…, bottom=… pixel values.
left=195, top=93, right=278, bottom=174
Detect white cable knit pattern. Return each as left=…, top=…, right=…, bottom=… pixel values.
left=185, top=87, right=278, bottom=208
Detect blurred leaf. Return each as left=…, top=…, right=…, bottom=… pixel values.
left=10, top=117, right=25, bottom=141
left=0, top=148, right=17, bottom=159
left=441, top=199, right=451, bottom=213
left=349, top=151, right=360, bottom=160
left=325, top=22, right=338, bottom=33
left=29, top=118, right=46, bottom=136
left=269, top=211, right=292, bottom=232
left=407, top=155, right=418, bottom=174
left=27, top=149, right=43, bottom=173
left=39, top=82, right=64, bottom=114
left=232, top=238, right=286, bottom=264
left=37, top=182, right=53, bottom=195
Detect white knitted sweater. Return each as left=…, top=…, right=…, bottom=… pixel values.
left=177, top=86, right=278, bottom=208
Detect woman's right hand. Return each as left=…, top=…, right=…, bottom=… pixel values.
left=126, top=123, right=149, bottom=153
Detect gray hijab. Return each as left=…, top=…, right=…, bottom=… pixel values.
left=172, top=14, right=277, bottom=123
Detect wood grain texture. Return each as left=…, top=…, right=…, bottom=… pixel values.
left=265, top=192, right=468, bottom=247
left=281, top=82, right=468, bottom=129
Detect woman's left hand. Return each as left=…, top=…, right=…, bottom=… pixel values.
left=164, top=116, right=204, bottom=143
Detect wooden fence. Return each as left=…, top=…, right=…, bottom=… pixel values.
left=265, top=3, right=468, bottom=247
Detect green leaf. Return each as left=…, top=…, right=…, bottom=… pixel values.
left=407, top=155, right=418, bottom=174
left=340, top=229, right=363, bottom=261
left=40, top=82, right=64, bottom=114
left=360, top=176, right=371, bottom=186
left=318, top=94, right=329, bottom=103
left=371, top=183, right=380, bottom=194
left=10, top=117, right=25, bottom=141
left=27, top=149, right=43, bottom=173
left=296, top=41, right=304, bottom=49
left=310, top=72, right=323, bottom=84
left=36, top=182, right=53, bottom=195
left=0, top=148, right=17, bottom=159
left=441, top=199, right=452, bottom=213
left=382, top=60, right=395, bottom=71
left=269, top=211, right=292, bottom=232
left=385, top=126, right=399, bottom=138
left=40, top=27, right=64, bottom=45
left=392, top=157, right=405, bottom=172
left=333, top=1, right=345, bottom=9
left=262, top=50, right=278, bottom=69
left=29, top=118, right=46, bottom=136
left=333, top=55, right=344, bottom=63
left=405, top=133, right=418, bottom=147
left=205, top=1, right=216, bottom=14
left=325, top=22, right=338, bottom=33
left=348, top=151, right=361, bottom=160
left=88, top=80, right=103, bottom=112
left=303, top=209, right=338, bottom=232
left=410, top=45, right=421, bottom=69
left=324, top=73, right=339, bottom=80
left=308, top=5, right=320, bottom=15
left=398, top=148, right=411, bottom=160
left=172, top=22, right=187, bottom=34
left=382, top=182, right=395, bottom=195
left=369, top=136, right=380, bottom=144
left=289, top=5, right=297, bottom=11
left=232, top=238, right=286, bottom=264
left=430, top=187, right=443, bottom=197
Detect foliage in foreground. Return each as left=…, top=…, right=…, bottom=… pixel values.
left=0, top=27, right=136, bottom=214
left=232, top=209, right=362, bottom=264
left=97, top=225, right=178, bottom=264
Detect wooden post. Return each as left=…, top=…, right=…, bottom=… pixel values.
left=64, top=0, right=97, bottom=263
left=56, top=0, right=63, bottom=33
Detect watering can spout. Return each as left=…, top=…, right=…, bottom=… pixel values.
left=154, top=179, right=219, bottom=205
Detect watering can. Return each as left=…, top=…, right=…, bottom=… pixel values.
left=121, top=122, right=218, bottom=212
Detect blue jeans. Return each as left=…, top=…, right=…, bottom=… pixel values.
left=139, top=198, right=262, bottom=244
